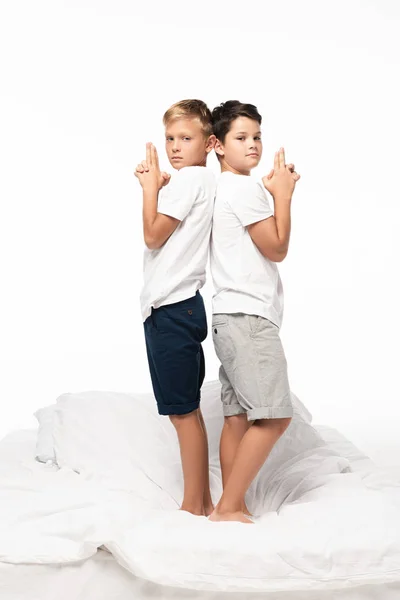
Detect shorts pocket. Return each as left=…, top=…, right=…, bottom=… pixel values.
left=248, top=315, right=263, bottom=336
left=212, top=316, right=235, bottom=362
left=212, top=314, right=229, bottom=329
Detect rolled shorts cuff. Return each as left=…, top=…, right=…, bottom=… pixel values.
left=157, top=399, right=200, bottom=416
left=247, top=404, right=293, bottom=422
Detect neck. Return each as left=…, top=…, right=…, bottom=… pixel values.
left=219, top=158, right=250, bottom=176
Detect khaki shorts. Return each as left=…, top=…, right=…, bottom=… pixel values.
left=212, top=313, right=293, bottom=421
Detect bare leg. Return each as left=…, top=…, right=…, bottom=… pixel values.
left=209, top=417, right=291, bottom=523
left=197, top=408, right=214, bottom=516
left=169, top=411, right=208, bottom=516
left=220, top=414, right=252, bottom=515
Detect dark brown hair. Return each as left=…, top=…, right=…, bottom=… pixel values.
left=212, top=100, right=262, bottom=142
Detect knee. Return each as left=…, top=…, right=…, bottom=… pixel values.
left=169, top=411, right=197, bottom=428
left=256, top=416, right=292, bottom=437
left=275, top=416, right=292, bottom=436
left=224, top=414, right=250, bottom=431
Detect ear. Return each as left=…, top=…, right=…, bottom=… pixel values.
left=214, top=138, right=224, bottom=157
left=205, top=134, right=216, bottom=153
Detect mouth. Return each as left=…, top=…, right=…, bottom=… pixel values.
left=246, top=153, right=259, bottom=157
left=171, top=156, right=183, bottom=160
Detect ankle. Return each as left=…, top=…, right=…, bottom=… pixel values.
left=180, top=502, right=204, bottom=516
left=217, top=499, right=243, bottom=514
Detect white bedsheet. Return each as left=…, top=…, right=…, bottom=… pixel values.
left=2, top=547, right=400, bottom=600
left=1, top=426, right=400, bottom=595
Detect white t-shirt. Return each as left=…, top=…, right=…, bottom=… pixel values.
left=210, top=171, right=284, bottom=328
left=140, top=166, right=216, bottom=322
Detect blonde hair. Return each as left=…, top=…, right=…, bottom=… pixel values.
left=163, top=99, right=213, bottom=137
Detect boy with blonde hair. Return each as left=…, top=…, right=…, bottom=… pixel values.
left=134, top=100, right=216, bottom=516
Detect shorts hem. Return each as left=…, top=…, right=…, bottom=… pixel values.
left=157, top=400, right=200, bottom=416
left=247, top=405, right=293, bottom=421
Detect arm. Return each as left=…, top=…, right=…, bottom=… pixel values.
left=135, top=143, right=179, bottom=250
left=248, top=147, right=300, bottom=262
left=247, top=195, right=291, bottom=262
left=142, top=186, right=180, bottom=250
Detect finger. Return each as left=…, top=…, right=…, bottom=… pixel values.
left=136, top=163, right=145, bottom=173
left=152, top=144, right=159, bottom=169
left=146, top=142, right=152, bottom=167
left=141, top=160, right=149, bottom=172
left=287, top=163, right=295, bottom=173
left=267, top=168, right=274, bottom=180
left=273, top=151, right=279, bottom=172
left=292, top=173, right=301, bottom=182
left=279, top=147, right=285, bottom=170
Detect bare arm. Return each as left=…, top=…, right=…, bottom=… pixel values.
left=135, top=143, right=179, bottom=250
left=248, top=147, right=300, bottom=262
left=142, top=186, right=180, bottom=250
left=247, top=195, right=291, bottom=262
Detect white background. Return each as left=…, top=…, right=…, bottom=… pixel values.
left=0, top=0, right=399, bottom=463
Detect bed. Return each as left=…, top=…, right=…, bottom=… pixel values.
left=1, top=382, right=399, bottom=599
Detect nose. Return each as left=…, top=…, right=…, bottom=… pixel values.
left=172, top=140, right=181, bottom=153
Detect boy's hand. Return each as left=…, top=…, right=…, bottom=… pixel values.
left=263, top=162, right=295, bottom=180
left=262, top=148, right=300, bottom=200
left=135, top=161, right=171, bottom=188
left=134, top=143, right=171, bottom=190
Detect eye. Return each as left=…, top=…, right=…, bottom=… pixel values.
left=236, top=137, right=245, bottom=141
left=183, top=137, right=191, bottom=141
left=166, top=136, right=173, bottom=142
left=254, top=136, right=261, bottom=141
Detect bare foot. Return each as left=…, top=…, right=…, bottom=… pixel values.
left=208, top=508, right=253, bottom=524
left=179, top=506, right=205, bottom=516
left=242, top=503, right=252, bottom=517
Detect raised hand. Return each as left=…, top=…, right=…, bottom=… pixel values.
left=262, top=148, right=300, bottom=199
left=134, top=143, right=171, bottom=190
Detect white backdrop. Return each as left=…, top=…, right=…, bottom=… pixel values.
left=1, top=1, right=399, bottom=463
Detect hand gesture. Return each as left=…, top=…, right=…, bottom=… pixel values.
left=134, top=143, right=171, bottom=191
left=262, top=148, right=300, bottom=200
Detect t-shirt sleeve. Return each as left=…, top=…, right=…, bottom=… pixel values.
left=157, top=167, right=201, bottom=221
left=229, top=179, right=273, bottom=227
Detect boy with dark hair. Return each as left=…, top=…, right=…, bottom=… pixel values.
left=209, top=100, right=301, bottom=523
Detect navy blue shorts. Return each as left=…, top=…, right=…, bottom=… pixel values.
left=143, top=291, right=207, bottom=416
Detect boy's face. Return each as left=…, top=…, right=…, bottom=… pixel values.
left=215, top=116, right=262, bottom=175
left=165, top=118, right=214, bottom=170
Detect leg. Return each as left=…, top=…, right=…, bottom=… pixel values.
left=196, top=343, right=214, bottom=516
left=215, top=362, right=252, bottom=514
left=220, top=414, right=252, bottom=515
left=197, top=408, right=214, bottom=516
left=147, top=294, right=209, bottom=516
left=211, top=314, right=294, bottom=523
left=210, top=417, right=291, bottom=523
left=169, top=410, right=209, bottom=516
